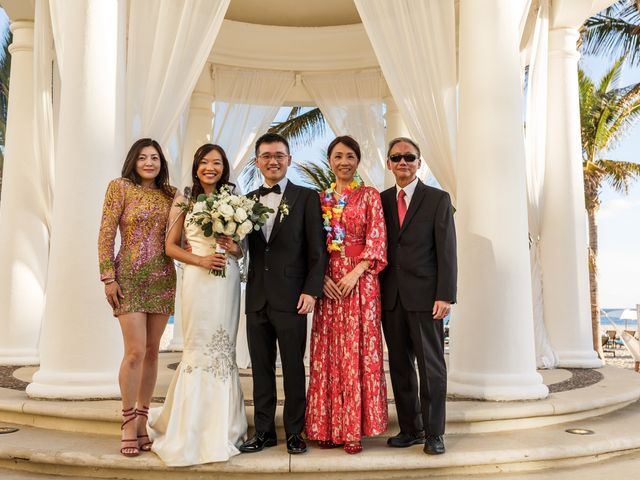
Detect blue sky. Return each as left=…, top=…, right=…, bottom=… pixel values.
left=0, top=7, right=637, bottom=308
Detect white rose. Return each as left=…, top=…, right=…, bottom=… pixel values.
left=213, top=219, right=225, bottom=234
left=223, top=221, right=237, bottom=236
left=191, top=201, right=205, bottom=213
left=229, top=195, right=241, bottom=206
left=234, top=208, right=248, bottom=223
left=218, top=204, right=235, bottom=219
left=237, top=220, right=253, bottom=237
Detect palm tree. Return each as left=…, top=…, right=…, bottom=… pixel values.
left=579, top=57, right=640, bottom=355
left=582, top=0, right=640, bottom=66
left=238, top=107, right=326, bottom=191
left=0, top=28, right=11, bottom=195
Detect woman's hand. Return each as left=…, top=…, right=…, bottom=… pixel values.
left=199, top=254, right=227, bottom=271
left=323, top=275, right=343, bottom=301
left=216, top=235, right=241, bottom=258
left=336, top=261, right=369, bottom=298
left=105, top=281, right=124, bottom=310
left=336, top=269, right=362, bottom=298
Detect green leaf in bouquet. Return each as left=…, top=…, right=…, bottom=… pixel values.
left=196, top=194, right=208, bottom=202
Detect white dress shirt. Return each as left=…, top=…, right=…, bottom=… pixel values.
left=395, top=177, right=419, bottom=207
left=260, top=178, right=288, bottom=240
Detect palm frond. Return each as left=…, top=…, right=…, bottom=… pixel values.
left=595, top=159, right=640, bottom=193
left=268, top=107, right=326, bottom=149
left=293, top=156, right=335, bottom=192
left=582, top=0, right=640, bottom=66
left=238, top=156, right=263, bottom=193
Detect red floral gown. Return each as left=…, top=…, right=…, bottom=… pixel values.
left=305, top=185, right=388, bottom=444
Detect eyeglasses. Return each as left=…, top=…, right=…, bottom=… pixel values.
left=257, top=153, right=289, bottom=162
left=389, top=153, right=419, bottom=163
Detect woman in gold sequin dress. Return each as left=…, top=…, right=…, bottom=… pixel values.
left=98, top=138, right=176, bottom=457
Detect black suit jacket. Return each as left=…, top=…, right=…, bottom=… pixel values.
left=246, top=181, right=326, bottom=313
left=380, top=180, right=457, bottom=312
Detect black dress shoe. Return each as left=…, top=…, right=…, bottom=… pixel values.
left=387, top=431, right=426, bottom=448
left=424, top=435, right=445, bottom=455
left=286, top=433, right=307, bottom=454
left=239, top=432, right=277, bottom=453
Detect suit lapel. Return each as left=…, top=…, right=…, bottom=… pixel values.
left=268, top=181, right=300, bottom=244
left=399, top=180, right=426, bottom=236
left=385, top=187, right=401, bottom=233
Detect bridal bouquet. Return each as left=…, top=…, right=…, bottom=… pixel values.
left=182, top=185, right=274, bottom=277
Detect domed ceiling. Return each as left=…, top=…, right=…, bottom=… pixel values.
left=224, top=0, right=362, bottom=27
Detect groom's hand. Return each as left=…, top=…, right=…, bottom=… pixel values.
left=297, top=293, right=316, bottom=315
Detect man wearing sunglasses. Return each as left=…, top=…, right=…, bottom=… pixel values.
left=380, top=137, right=457, bottom=455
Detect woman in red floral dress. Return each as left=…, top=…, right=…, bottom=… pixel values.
left=305, top=135, right=388, bottom=454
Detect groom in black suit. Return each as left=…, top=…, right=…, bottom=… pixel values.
left=380, top=137, right=457, bottom=455
left=239, top=133, right=326, bottom=455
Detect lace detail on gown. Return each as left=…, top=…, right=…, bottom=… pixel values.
left=183, top=326, right=237, bottom=381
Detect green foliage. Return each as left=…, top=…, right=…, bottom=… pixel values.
left=582, top=0, right=640, bottom=66
left=293, top=156, right=335, bottom=192
left=0, top=28, right=11, bottom=185
left=580, top=56, right=640, bottom=210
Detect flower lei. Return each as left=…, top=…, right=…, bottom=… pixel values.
left=321, top=178, right=362, bottom=254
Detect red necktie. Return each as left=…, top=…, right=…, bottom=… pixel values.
left=397, top=189, right=407, bottom=227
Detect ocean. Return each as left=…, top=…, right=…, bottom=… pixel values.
left=601, top=308, right=639, bottom=331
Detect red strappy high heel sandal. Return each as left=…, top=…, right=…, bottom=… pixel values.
left=135, top=405, right=153, bottom=452
left=120, top=407, right=139, bottom=457
left=344, top=441, right=362, bottom=454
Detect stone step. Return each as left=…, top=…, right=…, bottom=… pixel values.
left=2, top=399, right=640, bottom=479
left=2, top=365, right=640, bottom=438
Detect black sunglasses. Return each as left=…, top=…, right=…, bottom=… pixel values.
left=388, top=153, right=419, bottom=163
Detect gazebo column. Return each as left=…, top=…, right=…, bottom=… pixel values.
left=448, top=0, right=548, bottom=400
left=0, top=20, right=44, bottom=365
left=167, top=65, right=215, bottom=351
left=383, top=96, right=409, bottom=189
left=540, top=25, right=601, bottom=367
left=27, top=0, right=125, bottom=398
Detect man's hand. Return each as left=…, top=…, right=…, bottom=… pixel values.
left=432, top=300, right=452, bottom=320
left=323, top=275, right=342, bottom=301
left=297, top=293, right=316, bottom=315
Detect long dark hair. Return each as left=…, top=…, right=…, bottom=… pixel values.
left=121, top=138, right=173, bottom=197
left=190, top=144, right=235, bottom=199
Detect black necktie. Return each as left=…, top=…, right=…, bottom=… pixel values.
left=259, top=184, right=281, bottom=196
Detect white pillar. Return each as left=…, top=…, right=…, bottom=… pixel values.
left=448, top=0, right=548, bottom=400
left=0, top=20, right=46, bottom=366
left=540, top=27, right=601, bottom=368
left=165, top=65, right=215, bottom=352
left=383, top=96, right=409, bottom=189
left=27, top=0, right=125, bottom=398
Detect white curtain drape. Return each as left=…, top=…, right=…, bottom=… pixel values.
left=302, top=70, right=386, bottom=189
left=524, top=0, right=558, bottom=369
left=34, top=0, right=55, bottom=232
left=126, top=0, right=229, bottom=149
left=212, top=66, right=295, bottom=181
left=354, top=0, right=457, bottom=202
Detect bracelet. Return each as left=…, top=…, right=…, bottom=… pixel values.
left=104, top=279, right=116, bottom=285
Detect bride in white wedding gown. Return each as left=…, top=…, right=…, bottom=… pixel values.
left=148, top=144, right=247, bottom=466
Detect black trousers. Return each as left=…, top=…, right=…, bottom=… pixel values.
left=246, top=306, right=307, bottom=435
left=382, top=297, right=447, bottom=436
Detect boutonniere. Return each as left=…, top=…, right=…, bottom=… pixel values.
left=279, top=199, right=290, bottom=218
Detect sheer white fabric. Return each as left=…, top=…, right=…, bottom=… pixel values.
left=212, top=67, right=295, bottom=179
left=303, top=70, right=386, bottom=189
left=524, top=0, right=558, bottom=369
left=354, top=0, right=457, bottom=202
left=34, top=0, right=55, bottom=231
left=149, top=204, right=247, bottom=466
left=125, top=0, right=229, bottom=146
